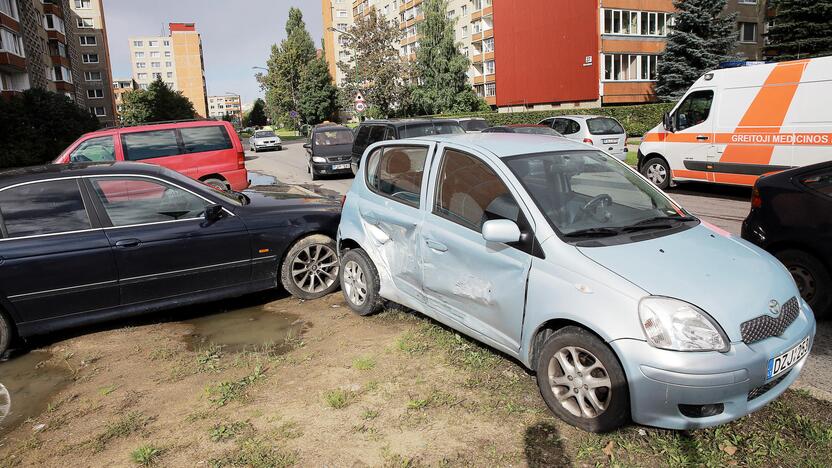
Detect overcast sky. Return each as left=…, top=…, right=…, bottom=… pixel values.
left=104, top=0, right=324, bottom=107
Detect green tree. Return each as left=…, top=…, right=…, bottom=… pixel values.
left=337, top=8, right=410, bottom=117
left=260, top=7, right=317, bottom=126
left=655, top=0, right=737, bottom=101
left=765, top=0, right=832, bottom=61
left=412, top=0, right=485, bottom=114
left=246, top=98, right=268, bottom=127
left=299, top=54, right=338, bottom=124
left=119, top=77, right=196, bottom=125
left=0, top=89, right=99, bottom=168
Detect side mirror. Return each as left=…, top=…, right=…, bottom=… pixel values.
left=204, top=204, right=224, bottom=222
left=303, top=142, right=312, bottom=150
left=482, top=219, right=522, bottom=244
left=662, top=112, right=674, bottom=132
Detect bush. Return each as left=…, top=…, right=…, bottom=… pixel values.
left=430, top=102, right=676, bottom=137
left=0, top=89, right=100, bottom=169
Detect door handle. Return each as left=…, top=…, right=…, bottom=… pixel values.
left=425, top=239, right=448, bottom=252
left=115, top=239, right=141, bottom=249
left=696, top=135, right=709, bottom=141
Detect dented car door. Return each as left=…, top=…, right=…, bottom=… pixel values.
left=420, top=145, right=533, bottom=351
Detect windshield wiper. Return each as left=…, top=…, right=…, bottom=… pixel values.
left=631, top=215, right=697, bottom=226
left=618, top=215, right=697, bottom=233
left=563, top=227, right=622, bottom=238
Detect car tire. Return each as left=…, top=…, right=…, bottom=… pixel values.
left=251, top=146, right=257, bottom=153
left=641, top=157, right=671, bottom=190
left=311, top=169, right=319, bottom=181
left=776, top=249, right=831, bottom=319
left=535, top=326, right=629, bottom=433
left=280, top=234, right=340, bottom=300
left=203, top=178, right=229, bottom=192
left=0, top=311, right=13, bottom=358
left=340, top=248, right=382, bottom=316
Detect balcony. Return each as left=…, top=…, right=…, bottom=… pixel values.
left=471, top=32, right=482, bottom=42
left=42, top=2, right=63, bottom=17
left=54, top=81, right=75, bottom=92
left=0, top=11, right=20, bottom=32
left=471, top=11, right=482, bottom=21
left=471, top=53, right=483, bottom=64
left=0, top=52, right=26, bottom=71
left=46, top=30, right=66, bottom=43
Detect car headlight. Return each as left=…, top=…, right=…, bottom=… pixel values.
left=312, top=156, right=326, bottom=163
left=638, top=297, right=729, bottom=352
left=275, top=137, right=282, bottom=143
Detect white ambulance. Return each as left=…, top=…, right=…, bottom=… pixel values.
left=638, top=56, right=832, bottom=189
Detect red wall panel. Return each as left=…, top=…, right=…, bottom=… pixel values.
left=493, top=0, right=600, bottom=107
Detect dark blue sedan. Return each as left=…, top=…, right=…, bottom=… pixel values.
left=0, top=162, right=341, bottom=355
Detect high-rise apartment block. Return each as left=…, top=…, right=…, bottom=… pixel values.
left=128, top=22, right=208, bottom=118
left=208, top=94, right=242, bottom=124
left=322, top=0, right=769, bottom=111
left=69, top=0, right=116, bottom=126
left=112, top=77, right=137, bottom=117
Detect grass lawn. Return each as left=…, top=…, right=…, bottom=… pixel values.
left=626, top=150, right=638, bottom=167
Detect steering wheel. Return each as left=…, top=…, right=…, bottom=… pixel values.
left=580, top=194, right=613, bottom=223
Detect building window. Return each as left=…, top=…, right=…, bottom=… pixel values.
left=148, top=40, right=158, bottom=47
left=164, top=61, right=172, bottom=67
left=738, top=0, right=756, bottom=3
left=43, top=14, right=66, bottom=33
left=166, top=72, right=173, bottom=78
left=150, top=51, right=160, bottom=58
left=51, top=65, right=72, bottom=83
left=87, top=88, right=103, bottom=99
left=135, top=51, right=144, bottom=58
left=462, top=5, right=467, bottom=15
left=483, top=37, right=494, bottom=53
left=337, top=22, right=347, bottom=30
left=484, top=60, right=495, bottom=75
left=462, top=25, right=468, bottom=37
left=164, top=51, right=171, bottom=57
left=151, top=62, right=160, bottom=68
left=0, top=0, right=19, bottom=20
left=139, top=83, right=148, bottom=90
left=602, top=9, right=672, bottom=36
left=76, top=17, right=93, bottom=28
left=133, top=40, right=143, bottom=47
left=74, top=0, right=91, bottom=8
left=89, top=106, right=106, bottom=116
left=163, top=40, right=170, bottom=46
left=152, top=72, right=161, bottom=79
left=0, top=28, right=25, bottom=57
left=738, top=22, right=757, bottom=43
left=485, top=82, right=496, bottom=97
left=137, top=73, right=147, bottom=80
left=603, top=53, right=658, bottom=81
left=79, top=35, right=96, bottom=46
left=82, top=53, right=99, bottom=63
left=135, top=62, right=146, bottom=69
left=337, top=9, right=347, bottom=17
left=84, top=71, right=102, bottom=81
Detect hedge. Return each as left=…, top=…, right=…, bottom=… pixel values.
left=428, top=102, right=675, bottom=137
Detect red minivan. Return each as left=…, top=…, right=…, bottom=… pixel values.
left=55, top=120, right=249, bottom=191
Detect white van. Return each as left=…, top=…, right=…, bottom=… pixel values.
left=638, top=56, right=832, bottom=189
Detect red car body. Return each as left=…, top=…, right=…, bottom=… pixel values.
left=55, top=120, right=249, bottom=191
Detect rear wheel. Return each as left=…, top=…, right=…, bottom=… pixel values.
left=641, top=157, right=670, bottom=190
left=280, top=234, right=340, bottom=300
left=203, top=178, right=229, bottom=192
left=0, top=311, right=12, bottom=357
left=776, top=249, right=831, bottom=318
left=535, top=326, right=629, bottom=433
left=340, top=248, right=382, bottom=316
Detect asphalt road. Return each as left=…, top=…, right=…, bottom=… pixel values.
left=245, top=140, right=832, bottom=399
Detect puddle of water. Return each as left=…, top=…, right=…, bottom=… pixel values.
left=0, top=351, right=73, bottom=438
left=183, top=305, right=307, bottom=354
left=248, top=172, right=277, bottom=187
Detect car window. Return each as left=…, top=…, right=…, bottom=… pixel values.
left=89, top=177, right=209, bottom=226
left=354, top=126, right=371, bottom=146
left=367, top=126, right=387, bottom=145
left=181, top=126, right=232, bottom=153
left=254, top=131, right=276, bottom=138
left=566, top=119, right=581, bottom=134
left=314, top=130, right=354, bottom=146
left=366, top=146, right=428, bottom=208
left=122, top=130, right=181, bottom=161
left=384, top=127, right=397, bottom=140
left=675, top=90, right=714, bottom=131
left=433, top=149, right=520, bottom=233
left=70, top=136, right=115, bottom=162
left=587, top=118, right=625, bottom=135
left=461, top=120, right=490, bottom=132
left=553, top=118, right=579, bottom=135
left=513, top=126, right=561, bottom=136
left=483, top=127, right=510, bottom=133
left=0, top=179, right=91, bottom=238
left=802, top=170, right=832, bottom=197
left=539, top=118, right=555, bottom=127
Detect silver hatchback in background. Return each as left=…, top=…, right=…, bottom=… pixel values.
left=539, top=115, right=628, bottom=161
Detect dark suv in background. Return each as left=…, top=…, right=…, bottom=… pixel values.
left=350, top=119, right=464, bottom=173
left=304, top=124, right=355, bottom=180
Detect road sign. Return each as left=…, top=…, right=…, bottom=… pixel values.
left=355, top=92, right=364, bottom=103
left=355, top=102, right=366, bottom=112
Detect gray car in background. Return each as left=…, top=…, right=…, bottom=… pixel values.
left=539, top=115, right=628, bottom=161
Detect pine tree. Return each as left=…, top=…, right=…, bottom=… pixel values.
left=246, top=99, right=268, bottom=127
left=119, top=77, right=196, bottom=125
left=655, top=0, right=737, bottom=101
left=412, top=0, right=484, bottom=114
left=299, top=54, right=338, bottom=125
left=765, top=0, right=832, bottom=61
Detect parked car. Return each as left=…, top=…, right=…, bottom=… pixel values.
left=538, top=115, right=628, bottom=161
left=0, top=162, right=341, bottom=356
left=450, top=117, right=490, bottom=133
left=482, top=124, right=563, bottom=136
left=250, top=129, right=282, bottom=152
left=55, top=120, right=248, bottom=192
left=304, top=124, right=355, bottom=180
left=350, top=119, right=464, bottom=174
left=638, top=56, right=832, bottom=190
left=742, top=161, right=832, bottom=318
left=338, top=133, right=815, bottom=432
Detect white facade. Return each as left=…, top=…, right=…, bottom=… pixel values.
left=127, top=35, right=177, bottom=90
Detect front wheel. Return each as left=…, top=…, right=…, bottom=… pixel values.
left=340, top=248, right=382, bottom=316
left=535, top=326, right=629, bottom=433
left=0, top=312, right=12, bottom=357
left=280, top=234, right=340, bottom=300
left=776, top=249, right=831, bottom=319
left=641, top=157, right=671, bottom=190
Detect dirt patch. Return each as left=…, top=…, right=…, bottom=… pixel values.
left=0, top=293, right=830, bottom=467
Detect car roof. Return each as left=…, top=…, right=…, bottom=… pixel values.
left=312, top=124, right=351, bottom=132
left=0, top=162, right=167, bottom=188
left=504, top=124, right=548, bottom=128
left=81, top=119, right=231, bottom=138
left=405, top=133, right=592, bottom=158
left=552, top=115, right=613, bottom=120
left=360, top=118, right=458, bottom=128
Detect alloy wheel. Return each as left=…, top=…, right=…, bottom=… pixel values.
left=342, top=260, right=368, bottom=306
left=789, top=265, right=816, bottom=301
left=548, top=346, right=612, bottom=419
left=646, top=163, right=667, bottom=185
left=291, top=244, right=338, bottom=294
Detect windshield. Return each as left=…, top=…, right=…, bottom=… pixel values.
left=586, top=118, right=625, bottom=135
left=313, top=130, right=353, bottom=146
left=399, top=122, right=465, bottom=139
left=504, top=150, right=689, bottom=237
left=461, top=120, right=490, bottom=131
left=512, top=126, right=562, bottom=136
left=254, top=131, right=275, bottom=138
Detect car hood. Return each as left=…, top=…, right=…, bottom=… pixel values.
left=313, top=143, right=352, bottom=157
left=239, top=189, right=340, bottom=214
left=252, top=136, right=279, bottom=142
left=577, top=223, right=799, bottom=342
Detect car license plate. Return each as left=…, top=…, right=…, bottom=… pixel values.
left=333, top=164, right=351, bottom=170
left=767, top=336, right=810, bottom=380
left=603, top=138, right=618, bottom=144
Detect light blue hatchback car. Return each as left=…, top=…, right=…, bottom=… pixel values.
left=336, top=133, right=816, bottom=432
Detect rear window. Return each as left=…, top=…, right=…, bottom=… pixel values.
left=254, top=131, right=275, bottom=138
left=0, top=179, right=91, bottom=238
left=122, top=130, right=181, bottom=161
left=460, top=120, right=489, bottom=132
left=181, top=126, right=232, bottom=153
left=587, top=117, right=625, bottom=135
left=399, top=122, right=464, bottom=139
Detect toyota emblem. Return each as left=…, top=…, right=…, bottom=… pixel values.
left=768, top=299, right=781, bottom=317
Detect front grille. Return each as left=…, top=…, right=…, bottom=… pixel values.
left=748, top=370, right=791, bottom=401
left=327, top=155, right=351, bottom=163
left=740, top=297, right=799, bottom=344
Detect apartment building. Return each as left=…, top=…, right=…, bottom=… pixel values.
left=69, top=0, right=115, bottom=126
left=0, top=0, right=93, bottom=107
left=321, top=0, right=355, bottom=84
left=112, top=77, right=136, bottom=117
left=208, top=93, right=242, bottom=124
left=128, top=22, right=208, bottom=117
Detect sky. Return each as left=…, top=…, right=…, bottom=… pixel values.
left=104, top=0, right=324, bottom=108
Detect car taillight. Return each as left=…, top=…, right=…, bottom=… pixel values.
left=751, top=186, right=762, bottom=209
left=340, top=194, right=347, bottom=208
left=583, top=138, right=594, bottom=145
left=237, top=149, right=245, bottom=169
